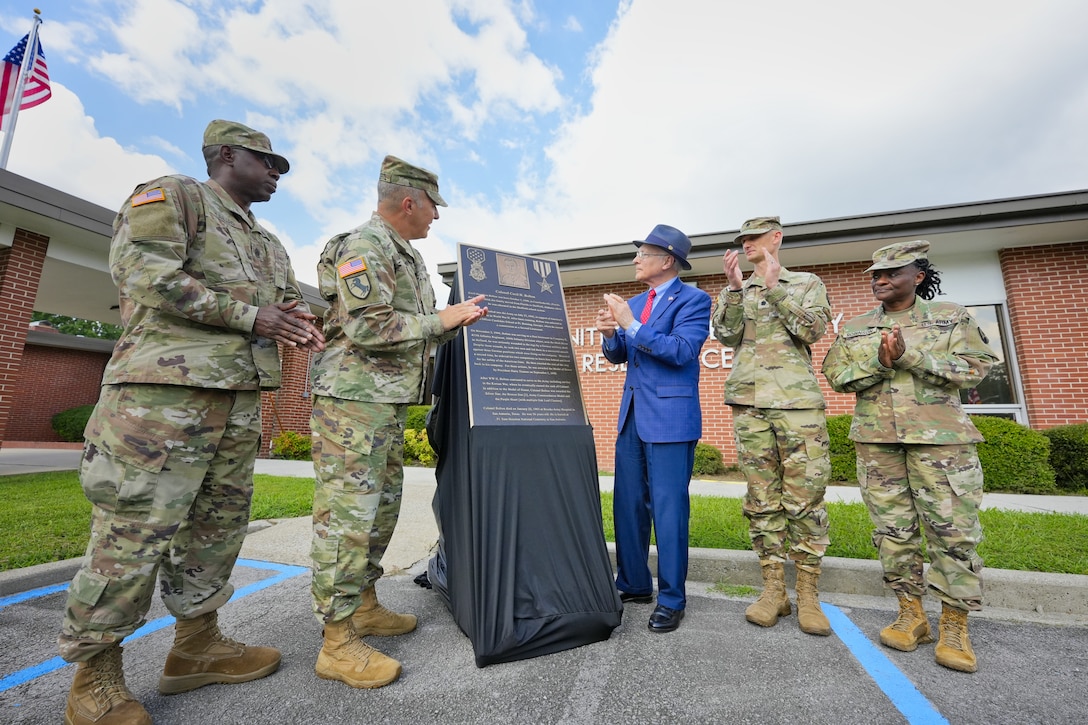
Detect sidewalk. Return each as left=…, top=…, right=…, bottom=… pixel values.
left=5, top=446, right=1086, bottom=515
left=3, top=446, right=1088, bottom=623
left=5, top=445, right=1087, bottom=725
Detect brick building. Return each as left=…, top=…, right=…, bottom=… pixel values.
left=2, top=168, right=1086, bottom=467
left=440, top=193, right=1088, bottom=470
left=0, top=169, right=324, bottom=453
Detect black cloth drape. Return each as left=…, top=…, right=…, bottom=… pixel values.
left=426, top=283, right=621, bottom=666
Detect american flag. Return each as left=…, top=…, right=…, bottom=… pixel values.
left=0, top=33, right=51, bottom=130
left=338, top=257, right=367, bottom=278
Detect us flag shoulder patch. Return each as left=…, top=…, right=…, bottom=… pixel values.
left=131, top=187, right=166, bottom=207
left=338, top=257, right=367, bottom=278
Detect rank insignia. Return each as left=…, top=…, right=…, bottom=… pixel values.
left=131, top=188, right=165, bottom=207
left=346, top=273, right=372, bottom=299
left=338, top=257, right=367, bottom=278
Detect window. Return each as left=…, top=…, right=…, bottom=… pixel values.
left=960, top=304, right=1026, bottom=423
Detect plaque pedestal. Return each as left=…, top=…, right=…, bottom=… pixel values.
left=427, top=277, right=621, bottom=667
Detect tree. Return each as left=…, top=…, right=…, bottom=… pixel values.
left=30, top=312, right=122, bottom=340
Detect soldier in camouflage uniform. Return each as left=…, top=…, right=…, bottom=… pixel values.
left=59, top=120, right=325, bottom=725
left=822, top=240, right=996, bottom=673
left=711, top=216, right=833, bottom=636
left=310, top=155, right=487, bottom=689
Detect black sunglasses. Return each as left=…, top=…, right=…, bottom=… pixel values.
left=230, top=145, right=276, bottom=170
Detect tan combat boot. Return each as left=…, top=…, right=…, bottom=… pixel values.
left=880, top=592, right=933, bottom=652
left=794, top=564, right=832, bottom=636
left=935, top=603, right=977, bottom=673
left=745, top=561, right=791, bottom=627
left=315, top=618, right=401, bottom=688
left=352, top=586, right=418, bottom=636
left=158, top=611, right=281, bottom=694
left=64, top=645, right=151, bottom=725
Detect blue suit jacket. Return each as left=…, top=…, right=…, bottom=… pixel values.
left=602, top=277, right=711, bottom=443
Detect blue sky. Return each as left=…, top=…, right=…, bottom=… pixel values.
left=2, top=1, right=1087, bottom=294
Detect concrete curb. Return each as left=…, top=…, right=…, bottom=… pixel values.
left=0, top=557, right=81, bottom=597
left=610, top=544, right=1088, bottom=619
left=6, top=544, right=1088, bottom=626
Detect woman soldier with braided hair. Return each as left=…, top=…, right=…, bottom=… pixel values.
left=822, top=240, right=997, bottom=673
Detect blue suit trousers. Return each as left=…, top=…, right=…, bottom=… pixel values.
left=613, top=409, right=694, bottom=611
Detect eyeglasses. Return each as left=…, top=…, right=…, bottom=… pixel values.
left=231, top=146, right=277, bottom=171
left=635, top=250, right=669, bottom=260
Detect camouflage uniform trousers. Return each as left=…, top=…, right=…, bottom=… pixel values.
left=310, top=395, right=406, bottom=625
left=855, top=441, right=984, bottom=611
left=732, top=405, right=831, bottom=566
left=58, top=384, right=261, bottom=662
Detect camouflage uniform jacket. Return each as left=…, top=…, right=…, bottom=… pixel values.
left=311, top=212, right=456, bottom=404
left=821, top=296, right=996, bottom=444
left=712, top=267, right=830, bottom=409
left=103, top=175, right=308, bottom=390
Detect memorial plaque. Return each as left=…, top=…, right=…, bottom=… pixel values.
left=457, top=244, right=588, bottom=427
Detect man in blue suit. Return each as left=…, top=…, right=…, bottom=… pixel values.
left=596, top=224, right=711, bottom=633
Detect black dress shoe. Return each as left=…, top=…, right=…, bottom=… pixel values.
left=647, top=605, right=684, bottom=632
left=619, top=591, right=654, bottom=604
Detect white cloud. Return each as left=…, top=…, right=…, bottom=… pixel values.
left=5, top=83, right=174, bottom=209
left=516, top=0, right=1088, bottom=248
left=143, top=136, right=188, bottom=160
left=5, top=0, right=1088, bottom=308
left=88, top=0, right=203, bottom=110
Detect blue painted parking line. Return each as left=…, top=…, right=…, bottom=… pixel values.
left=0, top=582, right=68, bottom=610
left=0, top=559, right=306, bottom=695
left=825, top=603, right=950, bottom=725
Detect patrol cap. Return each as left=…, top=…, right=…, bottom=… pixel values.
left=379, top=155, right=447, bottom=207
left=866, top=240, right=930, bottom=272
left=634, top=223, right=692, bottom=270
left=734, top=216, right=782, bottom=243
left=203, top=119, right=290, bottom=174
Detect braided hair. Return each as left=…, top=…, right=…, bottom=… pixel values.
left=913, top=259, right=944, bottom=300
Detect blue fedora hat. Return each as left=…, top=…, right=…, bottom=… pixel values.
left=634, top=224, right=692, bottom=270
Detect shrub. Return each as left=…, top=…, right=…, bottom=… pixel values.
left=822, top=414, right=1056, bottom=494
left=693, top=442, right=726, bottom=476
left=972, top=415, right=1055, bottom=494
left=406, top=405, right=431, bottom=432
left=1042, top=423, right=1088, bottom=492
left=51, top=404, right=95, bottom=442
left=404, top=428, right=436, bottom=466
left=271, top=430, right=312, bottom=460
left=826, top=414, right=857, bottom=483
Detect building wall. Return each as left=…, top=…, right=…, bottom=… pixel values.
left=0, top=229, right=49, bottom=448
left=568, top=241, right=1088, bottom=472
left=567, top=263, right=872, bottom=469
left=8, top=343, right=110, bottom=441
left=1000, top=240, right=1088, bottom=428
left=6, top=237, right=1084, bottom=467
left=260, top=346, right=315, bottom=456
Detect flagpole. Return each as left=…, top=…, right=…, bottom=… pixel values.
left=0, top=9, right=44, bottom=170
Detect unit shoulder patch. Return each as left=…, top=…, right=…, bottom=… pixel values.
left=346, top=273, right=372, bottom=299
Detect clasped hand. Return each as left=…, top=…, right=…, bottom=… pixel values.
left=878, top=325, right=906, bottom=368
left=255, top=301, right=326, bottom=351
left=595, top=293, right=632, bottom=338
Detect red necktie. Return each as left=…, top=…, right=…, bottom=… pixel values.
left=640, top=289, right=656, bottom=324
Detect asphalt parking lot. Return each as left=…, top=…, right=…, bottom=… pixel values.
left=3, top=559, right=1087, bottom=725
left=3, top=448, right=1087, bottom=724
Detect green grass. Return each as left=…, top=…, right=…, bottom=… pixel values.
left=711, top=583, right=760, bottom=597
left=3, top=472, right=1087, bottom=576
left=600, top=492, right=1088, bottom=576
left=0, top=472, right=93, bottom=570
left=248, top=475, right=314, bottom=521
left=0, top=473, right=311, bottom=571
